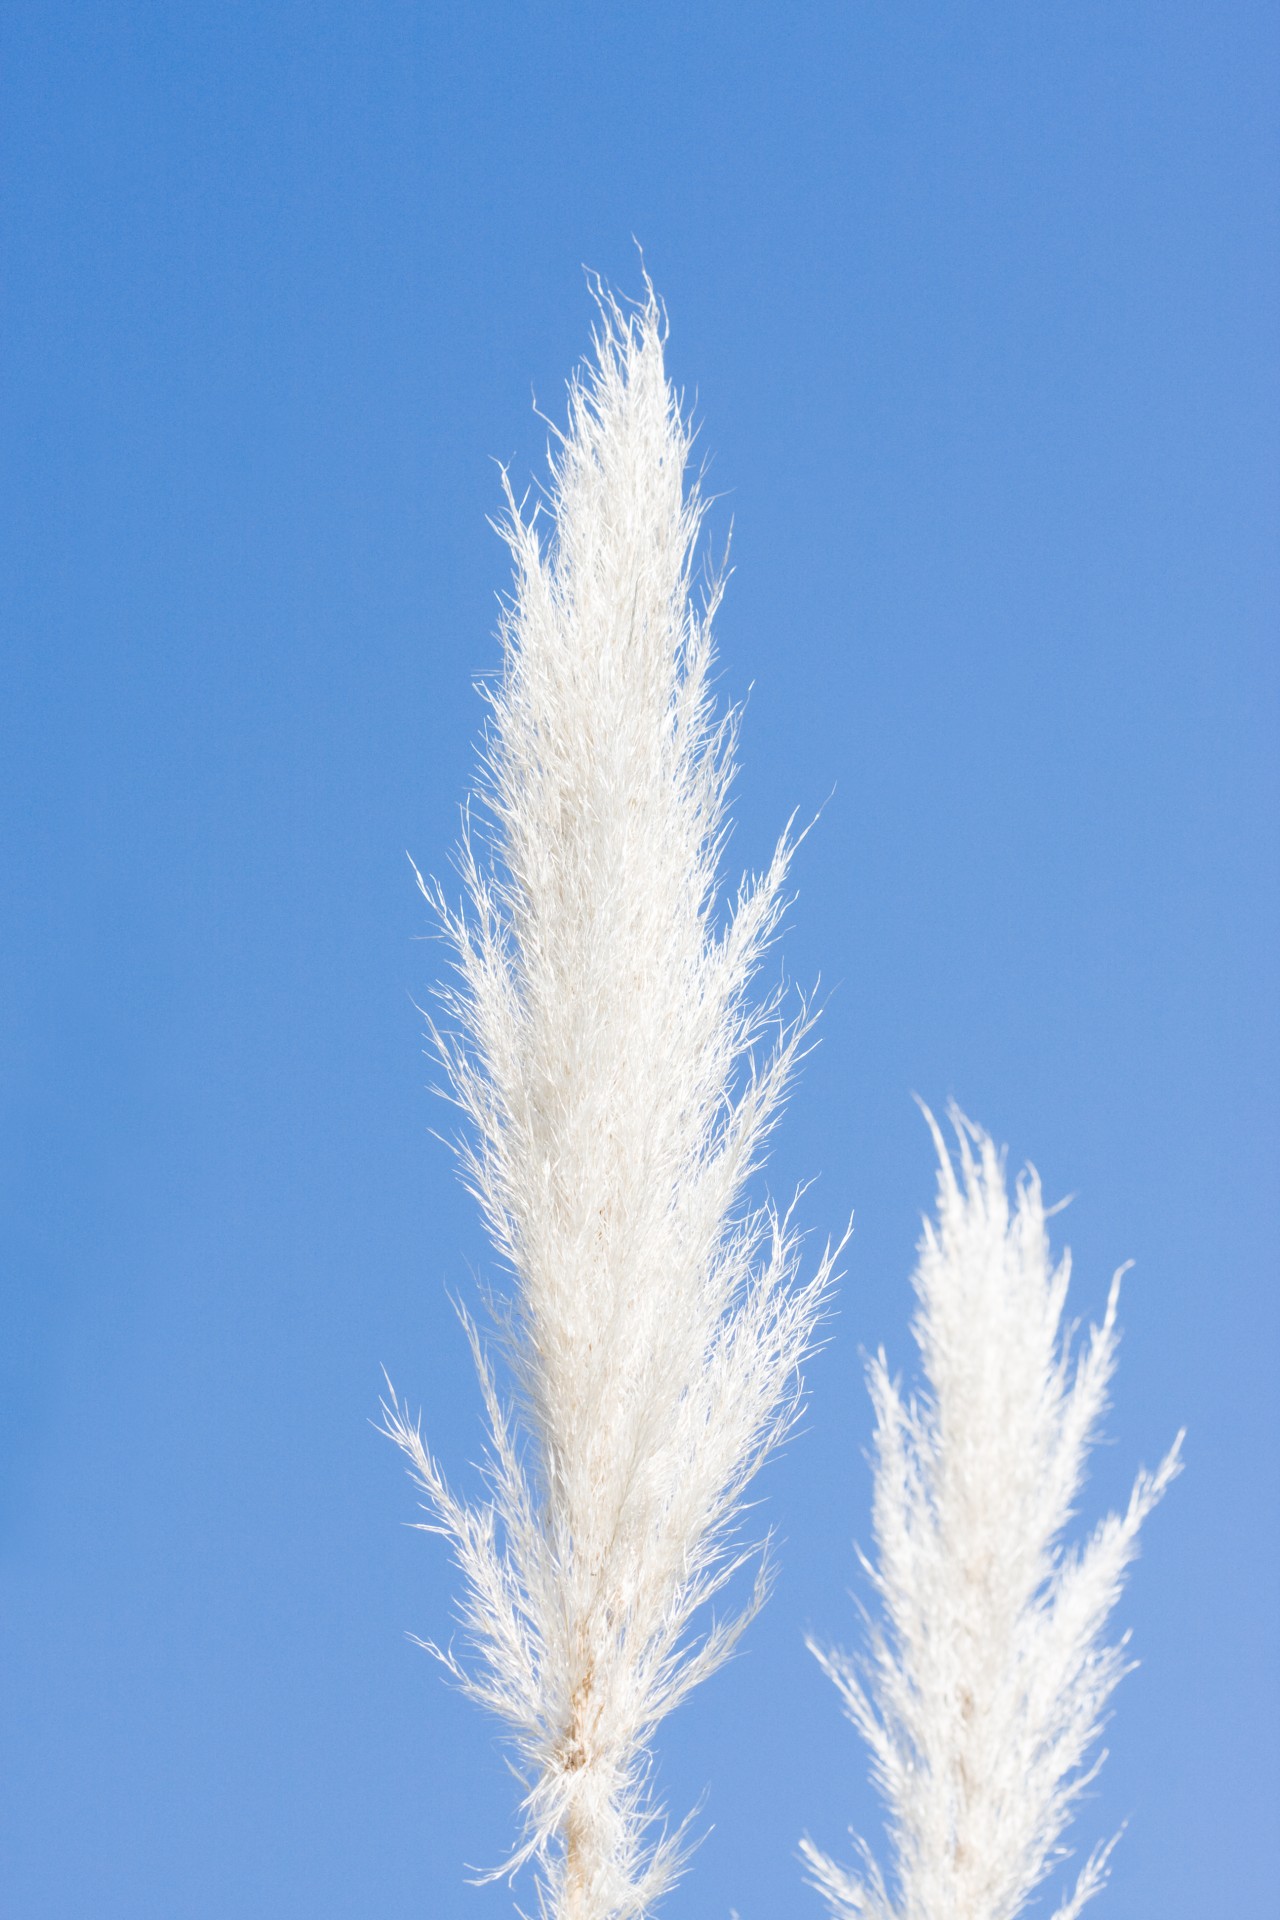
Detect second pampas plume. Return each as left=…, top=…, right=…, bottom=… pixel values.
left=385, top=286, right=834, bottom=1920
left=804, top=1107, right=1181, bottom=1920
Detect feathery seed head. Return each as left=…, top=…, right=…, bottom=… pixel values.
left=386, top=283, right=835, bottom=1920
left=804, top=1104, right=1181, bottom=1920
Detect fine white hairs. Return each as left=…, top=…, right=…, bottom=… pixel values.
left=803, top=1106, right=1182, bottom=1920
left=384, top=285, right=835, bottom=1920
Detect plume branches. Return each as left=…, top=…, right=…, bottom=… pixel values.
left=385, top=285, right=834, bottom=1920
left=803, top=1106, right=1181, bottom=1920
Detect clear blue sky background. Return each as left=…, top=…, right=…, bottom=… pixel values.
left=2, top=4, right=1276, bottom=1915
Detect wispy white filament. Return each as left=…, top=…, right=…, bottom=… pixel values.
left=384, top=286, right=834, bottom=1920
left=804, top=1107, right=1181, bottom=1920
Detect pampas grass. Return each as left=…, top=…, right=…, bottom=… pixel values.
left=384, top=285, right=834, bottom=1920
left=803, top=1107, right=1181, bottom=1920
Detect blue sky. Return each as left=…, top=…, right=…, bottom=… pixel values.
left=2, top=3, right=1275, bottom=1915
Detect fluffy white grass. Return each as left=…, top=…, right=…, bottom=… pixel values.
left=804, top=1106, right=1181, bottom=1920
left=384, top=285, right=835, bottom=1920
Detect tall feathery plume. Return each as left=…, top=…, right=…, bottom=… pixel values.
left=803, top=1106, right=1181, bottom=1920
left=383, top=286, right=836, bottom=1920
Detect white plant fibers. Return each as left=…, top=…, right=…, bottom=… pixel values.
left=804, top=1108, right=1181, bottom=1920
left=384, top=288, right=834, bottom=1920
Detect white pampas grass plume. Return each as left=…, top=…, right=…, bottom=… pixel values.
left=803, top=1105, right=1181, bottom=1920
left=384, top=284, right=836, bottom=1920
